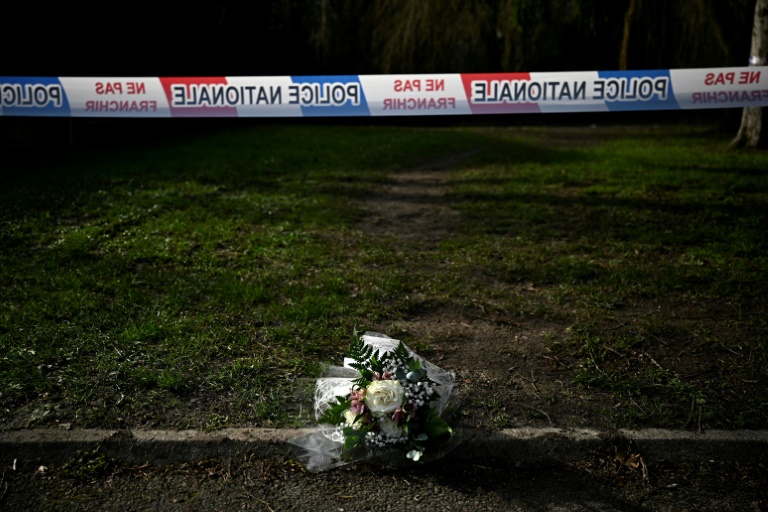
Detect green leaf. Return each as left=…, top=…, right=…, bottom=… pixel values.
left=318, top=398, right=352, bottom=425
left=342, top=426, right=367, bottom=450
left=349, top=330, right=374, bottom=365
left=393, top=342, right=410, bottom=361
left=423, top=408, right=453, bottom=441
left=352, top=376, right=371, bottom=388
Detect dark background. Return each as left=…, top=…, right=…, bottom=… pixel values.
left=2, top=0, right=755, bottom=75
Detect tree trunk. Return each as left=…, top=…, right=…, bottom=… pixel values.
left=619, top=0, right=638, bottom=70
left=731, top=0, right=768, bottom=149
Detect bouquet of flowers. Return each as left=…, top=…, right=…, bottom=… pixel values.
left=291, top=331, right=458, bottom=471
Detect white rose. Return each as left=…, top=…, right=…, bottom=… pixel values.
left=378, top=416, right=404, bottom=438
left=365, top=380, right=405, bottom=417
left=343, top=409, right=362, bottom=429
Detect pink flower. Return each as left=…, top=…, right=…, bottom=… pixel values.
left=372, top=371, right=393, bottom=381
left=350, top=400, right=365, bottom=414
left=349, top=388, right=366, bottom=414
left=392, top=407, right=406, bottom=422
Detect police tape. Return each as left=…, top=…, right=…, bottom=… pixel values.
left=1, top=67, right=766, bottom=118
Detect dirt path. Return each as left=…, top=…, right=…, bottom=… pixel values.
left=355, top=154, right=464, bottom=246
left=355, top=153, right=602, bottom=430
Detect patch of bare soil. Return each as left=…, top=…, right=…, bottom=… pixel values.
left=389, top=312, right=604, bottom=430
left=355, top=154, right=464, bottom=246
left=355, top=152, right=606, bottom=430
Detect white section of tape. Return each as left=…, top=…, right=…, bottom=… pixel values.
left=59, top=77, right=170, bottom=118
left=359, top=74, right=471, bottom=116
left=670, top=67, right=768, bottom=109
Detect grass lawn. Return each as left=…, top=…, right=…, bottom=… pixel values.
left=1, top=121, right=766, bottom=430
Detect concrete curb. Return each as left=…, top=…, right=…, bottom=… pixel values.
left=2, top=428, right=767, bottom=470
